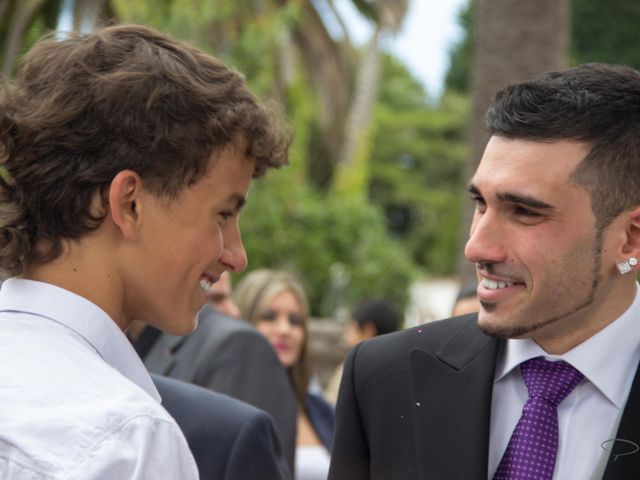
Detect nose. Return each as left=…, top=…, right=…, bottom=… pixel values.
left=275, top=314, right=292, bottom=335
left=464, top=209, right=507, bottom=266
left=219, top=223, right=248, bottom=273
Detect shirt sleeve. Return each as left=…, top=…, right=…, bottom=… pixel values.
left=71, top=414, right=199, bottom=480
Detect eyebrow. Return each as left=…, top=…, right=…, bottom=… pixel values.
left=468, top=183, right=555, bottom=210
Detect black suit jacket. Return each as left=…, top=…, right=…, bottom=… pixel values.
left=153, top=374, right=291, bottom=480
left=144, top=307, right=297, bottom=471
left=328, top=314, right=640, bottom=479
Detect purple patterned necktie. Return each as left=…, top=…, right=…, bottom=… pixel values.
left=493, top=357, right=584, bottom=480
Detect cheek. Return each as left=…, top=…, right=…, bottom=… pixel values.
left=508, top=231, right=558, bottom=273
left=183, top=227, right=225, bottom=269
left=203, top=226, right=224, bottom=257
left=255, top=322, right=273, bottom=339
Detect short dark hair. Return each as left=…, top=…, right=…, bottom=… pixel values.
left=0, top=24, right=290, bottom=276
left=351, top=299, right=401, bottom=336
left=455, top=282, right=477, bottom=302
left=486, top=63, right=640, bottom=231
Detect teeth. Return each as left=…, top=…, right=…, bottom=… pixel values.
left=199, top=278, right=214, bottom=293
left=482, top=279, right=514, bottom=290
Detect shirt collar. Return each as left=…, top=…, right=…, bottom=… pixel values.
left=495, top=283, right=640, bottom=409
left=0, top=278, right=160, bottom=402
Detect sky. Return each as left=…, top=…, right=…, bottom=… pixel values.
left=329, top=0, right=469, bottom=100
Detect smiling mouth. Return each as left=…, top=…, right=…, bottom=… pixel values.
left=199, top=275, right=219, bottom=294
left=481, top=279, right=515, bottom=290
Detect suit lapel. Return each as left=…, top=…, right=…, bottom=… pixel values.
left=409, top=317, right=499, bottom=479
left=145, top=333, right=187, bottom=376
left=602, top=359, right=640, bottom=479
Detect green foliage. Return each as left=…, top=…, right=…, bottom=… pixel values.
left=444, top=0, right=473, bottom=94
left=239, top=168, right=419, bottom=316
left=370, top=55, right=469, bottom=274
left=235, top=48, right=421, bottom=316
left=112, top=0, right=299, bottom=96
left=571, top=0, right=640, bottom=68
left=377, top=50, right=428, bottom=107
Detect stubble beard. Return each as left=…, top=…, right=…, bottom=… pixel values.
left=478, top=228, right=603, bottom=340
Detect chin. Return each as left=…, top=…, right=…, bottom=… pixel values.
left=478, top=313, right=540, bottom=339
left=477, top=311, right=513, bottom=338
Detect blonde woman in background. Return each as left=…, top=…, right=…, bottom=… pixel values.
left=234, top=269, right=334, bottom=480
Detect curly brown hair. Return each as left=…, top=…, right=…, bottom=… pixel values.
left=0, top=24, right=290, bottom=276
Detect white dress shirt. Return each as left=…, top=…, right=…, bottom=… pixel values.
left=296, top=445, right=331, bottom=480
left=488, top=284, right=640, bottom=479
left=0, top=279, right=199, bottom=480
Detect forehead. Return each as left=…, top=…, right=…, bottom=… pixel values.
left=472, top=136, right=590, bottom=196
left=269, top=288, right=299, bottom=305
left=189, top=142, right=255, bottom=198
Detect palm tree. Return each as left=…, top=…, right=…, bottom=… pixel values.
left=333, top=0, right=409, bottom=196
left=0, top=0, right=114, bottom=77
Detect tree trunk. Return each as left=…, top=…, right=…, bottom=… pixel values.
left=332, top=26, right=382, bottom=196
left=73, top=0, right=108, bottom=32
left=289, top=0, right=351, bottom=167
left=0, top=0, right=11, bottom=26
left=2, top=0, right=47, bottom=77
left=457, top=0, right=571, bottom=282
left=332, top=0, right=409, bottom=195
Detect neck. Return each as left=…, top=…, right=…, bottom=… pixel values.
left=23, top=238, right=126, bottom=330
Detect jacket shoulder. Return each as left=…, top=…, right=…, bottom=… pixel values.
left=362, top=313, right=480, bottom=353
left=153, top=375, right=289, bottom=480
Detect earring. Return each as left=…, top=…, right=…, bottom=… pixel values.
left=617, top=257, right=638, bottom=275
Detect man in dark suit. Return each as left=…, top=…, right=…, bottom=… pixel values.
left=144, top=274, right=297, bottom=471
left=329, top=63, right=640, bottom=479
left=152, top=374, right=291, bottom=480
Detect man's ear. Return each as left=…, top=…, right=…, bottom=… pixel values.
left=362, top=321, right=378, bottom=340
left=108, top=170, right=143, bottom=241
left=621, top=206, right=640, bottom=253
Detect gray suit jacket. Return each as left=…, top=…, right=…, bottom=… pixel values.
left=153, top=374, right=291, bottom=480
left=144, top=307, right=297, bottom=472
left=329, top=314, right=640, bottom=479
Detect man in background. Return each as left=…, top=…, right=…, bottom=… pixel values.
left=452, top=281, right=481, bottom=317
left=144, top=272, right=298, bottom=471
left=205, top=271, right=243, bottom=318
left=324, top=299, right=401, bottom=405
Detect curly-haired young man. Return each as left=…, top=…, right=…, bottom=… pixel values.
left=0, top=24, right=289, bottom=479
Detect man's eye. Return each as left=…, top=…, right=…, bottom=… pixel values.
left=514, top=206, right=540, bottom=217
left=471, top=196, right=486, bottom=210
